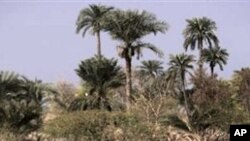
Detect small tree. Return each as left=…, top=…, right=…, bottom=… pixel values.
left=72, top=56, right=125, bottom=111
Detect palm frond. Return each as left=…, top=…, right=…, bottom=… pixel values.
left=137, top=60, right=164, bottom=77
left=201, top=47, right=229, bottom=73
left=183, top=17, right=219, bottom=52
left=76, top=4, right=114, bottom=35
left=75, top=56, right=125, bottom=111
left=104, top=9, right=168, bottom=43
left=133, top=42, right=164, bottom=58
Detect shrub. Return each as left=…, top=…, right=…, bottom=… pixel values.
left=42, top=110, right=182, bottom=141
left=190, top=70, right=250, bottom=131
left=74, top=56, right=125, bottom=111
left=43, top=111, right=137, bottom=140
left=0, top=71, right=55, bottom=134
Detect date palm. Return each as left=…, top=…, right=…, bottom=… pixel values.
left=0, top=71, right=54, bottom=133
left=76, top=4, right=114, bottom=56
left=201, top=47, right=229, bottom=77
left=74, top=56, right=125, bottom=111
left=104, top=10, right=168, bottom=110
left=167, top=53, right=195, bottom=125
left=183, top=17, right=219, bottom=70
left=137, top=60, right=164, bottom=78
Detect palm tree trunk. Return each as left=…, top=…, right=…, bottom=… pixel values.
left=97, top=96, right=102, bottom=110
left=198, top=40, right=204, bottom=78
left=211, top=65, right=215, bottom=96
left=181, top=74, right=192, bottom=128
left=199, top=46, right=204, bottom=91
left=125, top=56, right=132, bottom=111
left=199, top=48, right=203, bottom=71
left=98, top=90, right=104, bottom=110
left=211, top=66, right=214, bottom=77
left=96, top=31, right=101, bottom=56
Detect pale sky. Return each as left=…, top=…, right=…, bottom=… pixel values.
left=0, top=0, right=250, bottom=84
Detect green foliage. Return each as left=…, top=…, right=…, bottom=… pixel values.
left=183, top=17, right=219, bottom=51
left=0, top=71, right=54, bottom=134
left=68, top=95, right=113, bottom=111
left=76, top=4, right=114, bottom=36
left=137, top=60, right=164, bottom=78
left=76, top=56, right=124, bottom=92
left=0, top=3, right=247, bottom=140
left=43, top=110, right=182, bottom=141
left=183, top=16, right=219, bottom=71
left=167, top=53, right=195, bottom=125
left=76, top=4, right=114, bottom=56
left=166, top=54, right=196, bottom=104
left=201, top=47, right=229, bottom=76
left=232, top=68, right=250, bottom=114
left=165, top=115, right=191, bottom=131
left=168, top=53, right=195, bottom=80
left=73, top=56, right=125, bottom=111
left=43, top=111, right=138, bottom=140
left=104, top=9, right=167, bottom=59
left=104, top=8, right=168, bottom=110
left=104, top=10, right=168, bottom=44
left=190, top=69, right=250, bottom=131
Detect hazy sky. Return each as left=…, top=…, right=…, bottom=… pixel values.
left=0, top=0, right=250, bottom=84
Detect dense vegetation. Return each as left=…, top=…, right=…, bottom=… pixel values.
left=0, top=4, right=249, bottom=141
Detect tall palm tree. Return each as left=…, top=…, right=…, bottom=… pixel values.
left=137, top=60, right=164, bottom=78
left=167, top=53, right=195, bottom=123
left=183, top=17, right=219, bottom=70
left=76, top=4, right=114, bottom=56
left=201, top=47, right=229, bottom=77
left=104, top=10, right=168, bottom=110
left=74, top=55, right=125, bottom=111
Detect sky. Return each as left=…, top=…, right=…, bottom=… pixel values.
left=0, top=0, right=250, bottom=84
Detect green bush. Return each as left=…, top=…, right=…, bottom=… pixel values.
left=0, top=71, right=55, bottom=134
left=74, top=56, right=125, bottom=111
left=42, top=110, right=175, bottom=141
left=191, top=76, right=250, bottom=131
left=43, top=111, right=137, bottom=140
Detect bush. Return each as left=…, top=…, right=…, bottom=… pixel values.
left=42, top=110, right=182, bottom=141
left=0, top=128, right=25, bottom=141
left=43, top=111, right=137, bottom=140
left=190, top=71, right=250, bottom=131
left=74, top=56, right=125, bottom=111
left=0, top=71, right=54, bottom=134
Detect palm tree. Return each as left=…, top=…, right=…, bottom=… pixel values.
left=76, top=4, right=114, bottom=56
left=201, top=47, right=229, bottom=77
left=74, top=55, right=125, bottom=111
left=137, top=60, right=164, bottom=78
left=167, top=53, right=195, bottom=124
left=183, top=17, right=219, bottom=70
left=0, top=71, right=54, bottom=133
left=104, top=10, right=168, bottom=110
